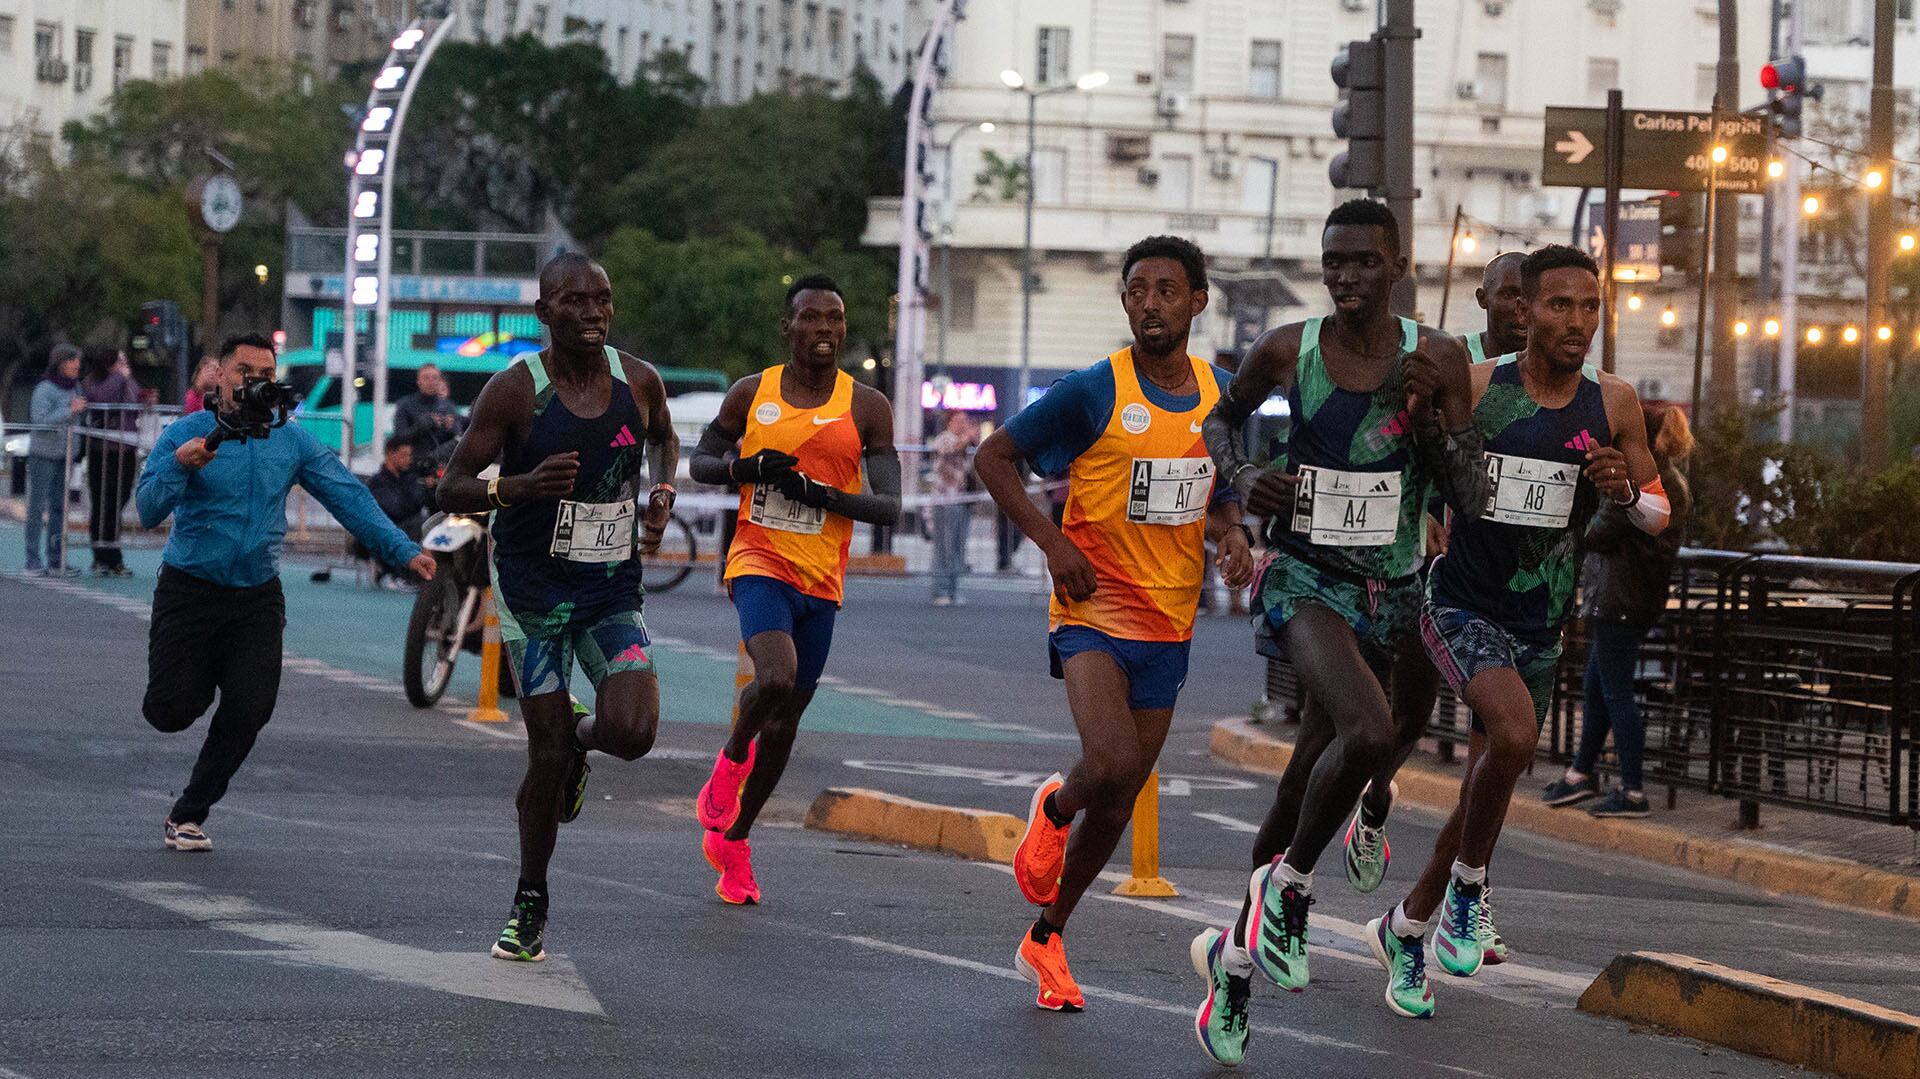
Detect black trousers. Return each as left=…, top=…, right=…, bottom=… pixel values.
left=142, top=565, right=286, bottom=825
left=87, top=448, right=137, bottom=568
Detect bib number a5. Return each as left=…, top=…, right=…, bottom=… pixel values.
left=1290, top=465, right=1401, bottom=547
left=1125, top=456, right=1213, bottom=526
left=1483, top=452, right=1578, bottom=528
left=749, top=483, right=826, bottom=535
left=550, top=499, right=635, bottom=563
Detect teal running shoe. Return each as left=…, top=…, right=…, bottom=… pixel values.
left=1366, top=913, right=1435, bottom=1019
left=1342, top=780, right=1396, bottom=894
left=1434, top=878, right=1486, bottom=977
left=490, top=896, right=547, bottom=962
left=1241, top=858, right=1312, bottom=991
left=1480, top=886, right=1510, bottom=965
left=1189, top=929, right=1252, bottom=1067
left=561, top=696, right=591, bottom=824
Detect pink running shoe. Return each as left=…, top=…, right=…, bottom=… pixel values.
left=696, top=742, right=758, bottom=831
left=703, top=830, right=761, bottom=905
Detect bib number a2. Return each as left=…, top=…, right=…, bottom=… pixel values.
left=1290, top=465, right=1401, bottom=547
left=1126, top=456, right=1213, bottom=526
left=550, top=499, right=635, bottom=563
left=1483, top=452, right=1577, bottom=528
left=749, top=483, right=826, bottom=535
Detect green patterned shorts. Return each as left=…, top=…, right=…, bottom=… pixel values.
left=1251, top=549, right=1423, bottom=674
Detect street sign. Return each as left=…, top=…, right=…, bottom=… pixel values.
left=1586, top=198, right=1664, bottom=283
left=1542, top=106, right=1768, bottom=192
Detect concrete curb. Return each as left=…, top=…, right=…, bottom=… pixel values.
left=1210, top=717, right=1920, bottom=922
left=805, top=786, right=1023, bottom=864
left=1578, top=951, right=1920, bottom=1079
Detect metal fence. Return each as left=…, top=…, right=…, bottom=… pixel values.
left=4, top=402, right=184, bottom=573
left=1259, top=548, right=1920, bottom=829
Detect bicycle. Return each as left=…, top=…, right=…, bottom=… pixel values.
left=642, top=509, right=697, bottom=594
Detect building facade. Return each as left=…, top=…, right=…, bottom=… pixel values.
left=866, top=0, right=1773, bottom=419
left=0, top=1, right=185, bottom=140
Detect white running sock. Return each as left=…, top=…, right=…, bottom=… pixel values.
left=1275, top=856, right=1314, bottom=892
left=1451, top=860, right=1488, bottom=886
left=1563, top=767, right=1588, bottom=783
left=1390, top=902, right=1432, bottom=939
left=1221, top=938, right=1255, bottom=977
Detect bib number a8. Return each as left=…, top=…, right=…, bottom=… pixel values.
left=1290, top=465, right=1401, bottom=547
left=1483, top=452, right=1577, bottom=528
left=749, top=483, right=826, bottom=535
left=1126, top=457, right=1213, bottom=526
left=550, top=499, right=635, bottom=563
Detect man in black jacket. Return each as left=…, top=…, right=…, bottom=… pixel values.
left=365, top=435, right=431, bottom=585
left=392, top=364, right=467, bottom=461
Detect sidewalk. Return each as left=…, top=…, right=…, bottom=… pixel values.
left=1212, top=715, right=1920, bottom=921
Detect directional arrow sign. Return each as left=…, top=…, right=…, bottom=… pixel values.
left=1554, top=129, right=1595, bottom=165
left=1541, top=106, right=1769, bottom=193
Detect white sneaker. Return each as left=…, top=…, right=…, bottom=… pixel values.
left=164, top=819, right=212, bottom=852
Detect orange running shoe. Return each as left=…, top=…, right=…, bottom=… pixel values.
left=1014, top=926, right=1085, bottom=1012
left=696, top=741, right=758, bottom=831
left=1013, top=772, right=1070, bottom=906
left=703, top=830, right=761, bottom=905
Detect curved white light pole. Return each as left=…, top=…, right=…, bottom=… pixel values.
left=339, top=10, right=456, bottom=464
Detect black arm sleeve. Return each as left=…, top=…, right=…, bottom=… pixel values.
left=825, top=448, right=902, bottom=526
left=1418, top=424, right=1492, bottom=521
left=1202, top=400, right=1261, bottom=502
left=688, top=421, right=742, bottom=486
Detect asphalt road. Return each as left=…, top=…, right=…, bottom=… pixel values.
left=3, top=543, right=1909, bottom=1077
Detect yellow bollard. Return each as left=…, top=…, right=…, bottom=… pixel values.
left=1112, top=770, right=1178, bottom=897
left=465, top=588, right=510, bottom=723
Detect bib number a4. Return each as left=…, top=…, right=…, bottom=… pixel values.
left=1483, top=452, right=1577, bottom=528
left=550, top=499, right=635, bottom=563
left=750, top=483, right=826, bottom=535
left=1126, top=457, right=1213, bottom=526
left=1290, top=466, right=1401, bottom=547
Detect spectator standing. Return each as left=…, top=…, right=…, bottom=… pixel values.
left=182, top=358, right=221, bottom=413
left=928, top=411, right=979, bottom=605
left=392, top=363, right=467, bottom=460
left=1543, top=404, right=1695, bottom=818
left=81, top=349, right=141, bottom=576
left=25, top=345, right=85, bottom=576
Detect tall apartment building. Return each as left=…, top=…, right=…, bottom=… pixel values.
left=0, top=1, right=185, bottom=139
left=866, top=1, right=1771, bottom=415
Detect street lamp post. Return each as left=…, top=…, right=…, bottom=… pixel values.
left=936, top=121, right=995, bottom=385
left=1002, top=68, right=1107, bottom=411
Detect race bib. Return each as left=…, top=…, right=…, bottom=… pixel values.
left=1290, top=465, right=1401, bottom=547
left=749, top=483, right=826, bottom=534
left=1483, top=452, right=1578, bottom=528
left=1126, top=457, right=1214, bottom=526
left=549, top=499, right=636, bottom=563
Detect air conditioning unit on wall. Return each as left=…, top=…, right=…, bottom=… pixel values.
left=1156, top=91, right=1187, bottom=118
left=1209, top=158, right=1234, bottom=181
left=1455, top=80, right=1481, bottom=101
left=1137, top=166, right=1161, bottom=187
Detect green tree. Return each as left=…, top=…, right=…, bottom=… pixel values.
left=1685, top=399, right=1832, bottom=551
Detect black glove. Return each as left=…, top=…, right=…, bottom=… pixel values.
left=771, top=469, right=835, bottom=509
left=730, top=449, right=799, bottom=484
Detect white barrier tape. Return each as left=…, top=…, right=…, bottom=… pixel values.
left=667, top=480, right=1066, bottom=515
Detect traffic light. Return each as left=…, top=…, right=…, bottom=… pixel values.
left=1330, top=39, right=1384, bottom=190
left=1760, top=56, right=1817, bottom=138
left=1657, top=192, right=1704, bottom=274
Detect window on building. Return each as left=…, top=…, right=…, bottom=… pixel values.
left=1032, top=147, right=1066, bottom=205
left=35, top=21, right=57, bottom=62
left=1035, top=26, right=1070, bottom=85
left=0, top=16, right=14, bottom=56
left=74, top=28, right=95, bottom=90
left=733, top=56, right=742, bottom=97
left=468, top=0, right=488, bottom=29
left=616, top=26, right=627, bottom=69
left=113, top=35, right=133, bottom=90
left=531, top=3, right=550, bottom=35
left=829, top=10, right=842, bottom=61
left=1804, top=0, right=1848, bottom=41
left=503, top=0, right=519, bottom=31
left=1475, top=51, right=1508, bottom=110
left=947, top=276, right=977, bottom=331
left=1163, top=34, right=1195, bottom=93
left=1249, top=39, right=1282, bottom=99
left=1159, top=153, right=1193, bottom=209
left=186, top=44, right=206, bottom=75
left=1241, top=155, right=1277, bottom=215
left=1695, top=63, right=1717, bottom=108
left=639, top=31, right=650, bottom=56
left=1586, top=57, right=1617, bottom=105
left=152, top=42, right=170, bottom=78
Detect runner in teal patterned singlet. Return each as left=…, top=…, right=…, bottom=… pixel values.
left=1195, top=202, right=1486, bottom=1063
left=1368, top=245, right=1667, bottom=1020
left=437, top=253, right=679, bottom=964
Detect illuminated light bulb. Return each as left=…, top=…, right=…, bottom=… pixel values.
left=1767, top=159, right=1785, bottom=179
left=1842, top=325, right=1860, bottom=343
left=1626, top=294, right=1644, bottom=311
left=1876, top=325, right=1894, bottom=342
left=1901, top=233, right=1917, bottom=252
left=1803, top=195, right=1821, bottom=216
left=1733, top=319, right=1750, bottom=337
left=1763, top=318, right=1781, bottom=337
left=1710, top=145, right=1728, bottom=165
left=1459, top=232, right=1478, bottom=253
left=1864, top=168, right=1886, bottom=190
left=1806, top=326, right=1824, bottom=345
left=1660, top=306, right=1678, bottom=327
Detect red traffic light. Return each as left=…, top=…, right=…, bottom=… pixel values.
left=1761, top=57, right=1805, bottom=93
left=1760, top=63, right=1781, bottom=89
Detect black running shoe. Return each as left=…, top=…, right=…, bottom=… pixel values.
left=1541, top=773, right=1599, bottom=807
left=1587, top=788, right=1650, bottom=818
left=491, top=897, right=547, bottom=962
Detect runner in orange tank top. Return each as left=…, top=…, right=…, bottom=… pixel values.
left=975, top=236, right=1255, bottom=1018
left=686, top=274, right=901, bottom=905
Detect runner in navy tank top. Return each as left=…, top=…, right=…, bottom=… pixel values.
left=437, top=253, right=679, bottom=964
left=1367, top=245, right=1672, bottom=1020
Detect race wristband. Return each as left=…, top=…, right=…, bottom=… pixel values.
left=487, top=476, right=511, bottom=509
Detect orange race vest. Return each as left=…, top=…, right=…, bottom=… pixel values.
left=1050, top=348, right=1220, bottom=642
left=725, top=365, right=864, bottom=604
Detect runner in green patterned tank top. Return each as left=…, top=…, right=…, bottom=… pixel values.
left=1459, top=252, right=1528, bottom=366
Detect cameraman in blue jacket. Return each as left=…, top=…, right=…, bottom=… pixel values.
left=135, top=332, right=435, bottom=852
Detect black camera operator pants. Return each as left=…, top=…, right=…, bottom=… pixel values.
left=141, top=565, right=285, bottom=825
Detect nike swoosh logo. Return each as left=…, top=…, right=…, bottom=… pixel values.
left=812, top=415, right=841, bottom=426
left=1189, top=420, right=1204, bottom=433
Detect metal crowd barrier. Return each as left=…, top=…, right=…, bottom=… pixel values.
left=1258, top=548, right=1920, bottom=829
left=3, top=402, right=185, bottom=573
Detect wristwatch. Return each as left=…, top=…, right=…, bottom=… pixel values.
left=650, top=482, right=677, bottom=507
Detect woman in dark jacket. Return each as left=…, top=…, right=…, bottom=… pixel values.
left=80, top=348, right=141, bottom=576
left=1542, top=404, right=1694, bottom=817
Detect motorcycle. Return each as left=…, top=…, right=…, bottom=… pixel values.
left=403, top=509, right=513, bottom=707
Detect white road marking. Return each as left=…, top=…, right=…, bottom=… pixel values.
left=0, top=1066, right=38, bottom=1079
left=925, top=709, right=984, bottom=721
left=1193, top=812, right=1262, bottom=833
left=834, top=933, right=1492, bottom=1075
left=104, top=880, right=605, bottom=1016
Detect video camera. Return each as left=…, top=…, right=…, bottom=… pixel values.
left=205, top=376, right=298, bottom=451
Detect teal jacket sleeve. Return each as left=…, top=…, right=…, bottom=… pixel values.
left=136, top=419, right=195, bottom=529
left=294, top=430, right=423, bottom=569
